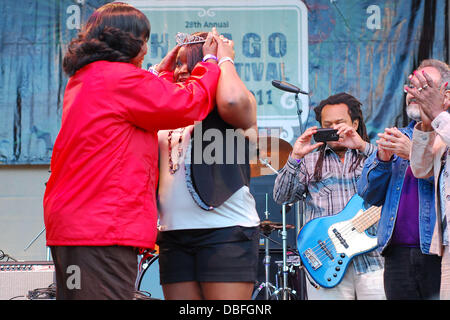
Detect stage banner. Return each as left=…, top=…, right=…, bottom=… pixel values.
left=0, top=0, right=447, bottom=164
left=0, top=0, right=111, bottom=164
left=127, top=0, right=309, bottom=144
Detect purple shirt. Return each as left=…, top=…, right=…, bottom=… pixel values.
left=390, top=166, right=420, bottom=247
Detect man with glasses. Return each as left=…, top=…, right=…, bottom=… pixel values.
left=357, top=60, right=442, bottom=300
left=408, top=59, right=450, bottom=299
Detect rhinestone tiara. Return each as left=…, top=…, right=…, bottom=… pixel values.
left=175, top=32, right=206, bottom=46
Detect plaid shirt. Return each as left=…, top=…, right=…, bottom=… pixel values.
left=273, top=143, right=384, bottom=274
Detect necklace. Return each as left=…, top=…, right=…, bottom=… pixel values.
left=168, top=127, right=185, bottom=174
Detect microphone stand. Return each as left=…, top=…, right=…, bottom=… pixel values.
left=294, top=91, right=308, bottom=300
left=281, top=203, right=289, bottom=300
left=257, top=164, right=290, bottom=300
left=263, top=194, right=271, bottom=300
left=271, top=82, right=309, bottom=300
left=295, top=93, right=303, bottom=135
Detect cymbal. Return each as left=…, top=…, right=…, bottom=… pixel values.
left=250, top=136, right=292, bottom=178
left=259, top=220, right=295, bottom=234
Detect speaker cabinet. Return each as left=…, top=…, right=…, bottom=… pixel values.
left=0, top=261, right=55, bottom=300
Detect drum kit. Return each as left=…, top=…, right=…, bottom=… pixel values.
left=135, top=135, right=308, bottom=300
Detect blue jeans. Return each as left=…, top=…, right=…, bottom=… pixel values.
left=383, top=246, right=441, bottom=300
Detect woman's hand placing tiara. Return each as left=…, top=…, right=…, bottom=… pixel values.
left=202, top=28, right=218, bottom=59
left=213, top=29, right=235, bottom=62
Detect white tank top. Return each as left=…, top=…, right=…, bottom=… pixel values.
left=157, top=127, right=260, bottom=231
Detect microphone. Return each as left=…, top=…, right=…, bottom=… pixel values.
left=271, top=80, right=308, bottom=95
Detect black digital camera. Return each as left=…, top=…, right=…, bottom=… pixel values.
left=313, top=128, right=339, bottom=142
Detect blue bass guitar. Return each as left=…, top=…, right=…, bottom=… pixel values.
left=297, top=195, right=381, bottom=288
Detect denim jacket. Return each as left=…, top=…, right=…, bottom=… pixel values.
left=357, top=121, right=436, bottom=255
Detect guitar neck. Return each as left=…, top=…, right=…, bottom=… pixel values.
left=352, top=206, right=382, bottom=233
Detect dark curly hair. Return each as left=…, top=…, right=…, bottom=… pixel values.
left=63, top=2, right=150, bottom=76
left=312, top=92, right=370, bottom=180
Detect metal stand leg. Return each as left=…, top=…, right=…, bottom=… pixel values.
left=252, top=193, right=282, bottom=300
left=46, top=247, right=51, bottom=261
left=295, top=199, right=307, bottom=300
left=24, top=226, right=51, bottom=261
left=281, top=204, right=288, bottom=300
left=264, top=194, right=271, bottom=300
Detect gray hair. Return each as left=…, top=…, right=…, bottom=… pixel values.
left=418, top=59, right=450, bottom=86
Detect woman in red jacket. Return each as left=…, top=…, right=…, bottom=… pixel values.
left=43, top=2, right=221, bottom=299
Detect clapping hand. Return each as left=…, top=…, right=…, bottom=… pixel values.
left=376, top=127, right=411, bottom=161
left=405, top=69, right=450, bottom=121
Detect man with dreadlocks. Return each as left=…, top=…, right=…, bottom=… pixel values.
left=273, top=92, right=385, bottom=300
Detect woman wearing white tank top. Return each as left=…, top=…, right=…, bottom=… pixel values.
left=156, top=29, right=260, bottom=300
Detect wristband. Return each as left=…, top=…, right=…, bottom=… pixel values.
left=202, top=54, right=218, bottom=63
left=218, top=57, right=234, bottom=66
left=148, top=64, right=159, bottom=76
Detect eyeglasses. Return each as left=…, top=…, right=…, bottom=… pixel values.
left=403, top=83, right=414, bottom=93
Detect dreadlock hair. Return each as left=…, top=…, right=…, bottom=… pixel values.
left=312, top=92, right=370, bottom=181
left=63, top=2, right=150, bottom=77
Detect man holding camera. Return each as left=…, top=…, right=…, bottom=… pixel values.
left=273, top=92, right=385, bottom=300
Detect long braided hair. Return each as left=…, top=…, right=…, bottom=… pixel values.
left=312, top=92, right=370, bottom=181
left=63, top=2, right=150, bottom=77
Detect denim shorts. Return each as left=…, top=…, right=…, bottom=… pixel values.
left=156, top=225, right=260, bottom=284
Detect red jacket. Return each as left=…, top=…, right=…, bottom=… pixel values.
left=44, top=60, right=219, bottom=249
